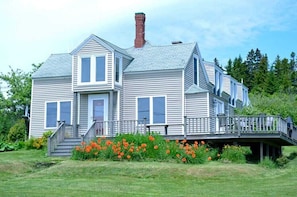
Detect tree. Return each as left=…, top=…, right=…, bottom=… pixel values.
left=0, top=63, right=41, bottom=140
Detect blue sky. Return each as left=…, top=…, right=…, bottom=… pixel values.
left=1, top=0, right=297, bottom=77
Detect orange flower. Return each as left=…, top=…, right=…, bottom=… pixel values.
left=141, top=143, right=147, bottom=148
left=85, top=145, right=92, bottom=153
left=75, top=146, right=80, bottom=151
left=142, top=148, right=146, bottom=152
left=129, top=148, right=134, bottom=153
left=194, top=141, right=198, bottom=145
left=91, top=141, right=97, bottom=148
left=106, top=140, right=113, bottom=146
left=81, top=141, right=86, bottom=146
left=97, top=138, right=101, bottom=144
left=208, top=156, right=212, bottom=161
left=182, top=139, right=187, bottom=144
left=176, top=154, right=180, bottom=158
left=120, top=152, right=124, bottom=156
left=182, top=157, right=187, bottom=163
left=117, top=155, right=122, bottom=159
left=166, top=149, right=170, bottom=154
left=193, top=144, right=198, bottom=149
left=149, top=135, right=155, bottom=141
left=154, top=145, right=158, bottom=150
left=201, top=141, right=205, bottom=145
left=101, top=136, right=106, bottom=139
left=191, top=153, right=196, bottom=158
left=175, top=139, right=179, bottom=144
left=127, top=155, right=131, bottom=160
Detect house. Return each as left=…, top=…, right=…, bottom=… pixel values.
left=29, top=12, right=249, bottom=139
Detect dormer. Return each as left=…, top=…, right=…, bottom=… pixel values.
left=214, top=66, right=223, bottom=97
left=223, top=75, right=237, bottom=107
left=71, top=34, right=132, bottom=92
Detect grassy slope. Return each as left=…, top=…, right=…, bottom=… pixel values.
left=0, top=147, right=297, bottom=197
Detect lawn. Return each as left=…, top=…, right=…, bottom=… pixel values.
left=0, top=147, right=297, bottom=197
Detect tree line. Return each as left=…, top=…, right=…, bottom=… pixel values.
left=225, top=49, right=297, bottom=94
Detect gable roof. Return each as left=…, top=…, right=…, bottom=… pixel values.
left=32, top=53, right=72, bottom=79
left=71, top=34, right=132, bottom=58
left=124, top=42, right=196, bottom=72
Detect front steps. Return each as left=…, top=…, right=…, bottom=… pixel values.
left=49, top=138, right=81, bottom=157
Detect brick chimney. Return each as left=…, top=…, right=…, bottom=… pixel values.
left=134, top=12, right=146, bottom=48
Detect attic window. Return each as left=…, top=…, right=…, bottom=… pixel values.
left=79, top=55, right=106, bottom=84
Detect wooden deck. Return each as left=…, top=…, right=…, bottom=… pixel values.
left=83, top=115, right=297, bottom=146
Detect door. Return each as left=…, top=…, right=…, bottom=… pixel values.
left=88, top=94, right=108, bottom=135
left=214, top=99, right=224, bottom=132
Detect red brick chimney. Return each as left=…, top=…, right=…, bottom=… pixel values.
left=134, top=12, right=146, bottom=48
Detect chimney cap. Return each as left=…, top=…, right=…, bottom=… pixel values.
left=172, top=41, right=183, bottom=44
left=135, top=12, right=145, bottom=15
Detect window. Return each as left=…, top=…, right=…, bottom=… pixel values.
left=79, top=55, right=106, bottom=83
left=96, top=56, right=105, bottom=82
left=45, top=101, right=71, bottom=128
left=137, top=96, right=166, bottom=124
left=115, top=56, right=122, bottom=84
left=229, top=81, right=237, bottom=106
left=46, top=102, right=57, bottom=128
left=215, top=69, right=223, bottom=96
left=193, top=57, right=198, bottom=85
left=81, top=57, right=90, bottom=82
left=137, top=98, right=150, bottom=122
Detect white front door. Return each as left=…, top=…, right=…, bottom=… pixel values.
left=88, top=94, right=108, bottom=128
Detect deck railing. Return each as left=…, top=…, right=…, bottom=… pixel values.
left=80, top=115, right=297, bottom=143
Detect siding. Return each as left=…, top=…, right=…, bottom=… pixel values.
left=123, top=70, right=183, bottom=135
left=30, top=77, right=73, bottom=138
left=185, top=93, right=209, bottom=118
left=78, top=94, right=88, bottom=136
left=223, top=75, right=231, bottom=95
left=73, top=39, right=113, bottom=92
left=204, top=62, right=215, bottom=85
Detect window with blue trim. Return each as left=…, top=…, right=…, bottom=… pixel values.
left=81, top=57, right=90, bottom=82
left=46, top=102, right=57, bottom=128
left=194, top=57, right=198, bottom=85
left=46, top=101, right=71, bottom=128
left=96, top=56, right=105, bottom=82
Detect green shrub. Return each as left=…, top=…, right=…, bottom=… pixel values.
left=25, top=130, right=53, bottom=150
left=276, top=156, right=290, bottom=168
left=0, top=141, right=24, bottom=152
left=7, top=119, right=26, bottom=142
left=258, top=157, right=277, bottom=169
left=220, top=145, right=252, bottom=163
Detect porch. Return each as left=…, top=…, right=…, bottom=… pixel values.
left=48, top=115, right=297, bottom=159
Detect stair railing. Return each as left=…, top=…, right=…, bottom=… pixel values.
left=82, top=121, right=96, bottom=145
left=47, top=121, right=66, bottom=156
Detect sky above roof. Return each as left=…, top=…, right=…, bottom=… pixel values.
left=1, top=0, right=297, bottom=76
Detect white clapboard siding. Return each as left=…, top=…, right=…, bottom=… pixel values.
left=30, top=78, right=73, bottom=137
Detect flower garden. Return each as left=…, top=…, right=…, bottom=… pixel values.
left=72, top=133, right=251, bottom=164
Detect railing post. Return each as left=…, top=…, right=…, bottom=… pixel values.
left=143, top=118, right=147, bottom=135
left=184, top=116, right=187, bottom=139
left=47, top=137, right=51, bottom=156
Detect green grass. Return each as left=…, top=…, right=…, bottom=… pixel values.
left=1, top=148, right=297, bottom=197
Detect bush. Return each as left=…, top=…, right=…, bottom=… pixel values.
left=7, top=119, right=26, bottom=142
left=258, top=157, right=277, bottom=169
left=72, top=133, right=219, bottom=164
left=276, top=155, right=290, bottom=168
left=0, top=141, right=24, bottom=152
left=25, top=130, right=53, bottom=150
left=220, top=145, right=252, bottom=163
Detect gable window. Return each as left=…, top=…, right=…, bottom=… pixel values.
left=96, top=56, right=105, bottom=81
left=81, top=57, right=91, bottom=82
left=115, top=56, right=122, bottom=83
left=137, top=96, right=166, bottom=124
left=45, top=101, right=71, bottom=128
left=193, top=57, right=198, bottom=85
left=79, top=55, right=106, bottom=84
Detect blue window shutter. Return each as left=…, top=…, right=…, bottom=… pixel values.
left=46, top=102, right=57, bottom=127
left=96, top=56, right=105, bottom=81
left=81, top=57, right=90, bottom=82
left=138, top=98, right=150, bottom=123
left=153, top=97, right=165, bottom=124
left=60, top=101, right=71, bottom=125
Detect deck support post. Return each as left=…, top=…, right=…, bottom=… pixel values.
left=184, top=116, right=187, bottom=139
left=260, top=142, right=264, bottom=162
left=266, top=144, right=270, bottom=158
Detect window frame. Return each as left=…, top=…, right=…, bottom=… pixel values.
left=136, top=96, right=167, bottom=125
left=193, top=56, right=198, bottom=85
left=215, top=68, right=223, bottom=96
left=44, top=101, right=72, bottom=129
left=78, top=54, right=107, bottom=85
